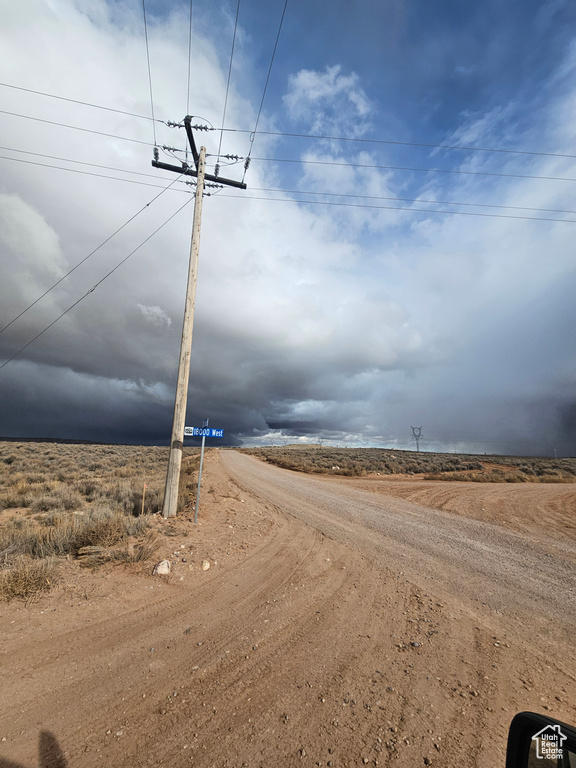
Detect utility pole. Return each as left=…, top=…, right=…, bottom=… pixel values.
left=162, top=145, right=206, bottom=518
left=154, top=117, right=246, bottom=518
left=411, top=426, right=423, bottom=452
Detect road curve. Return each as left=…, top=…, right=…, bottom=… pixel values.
left=221, top=451, right=576, bottom=650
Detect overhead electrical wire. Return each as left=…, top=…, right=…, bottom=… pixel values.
left=216, top=193, right=576, bottom=224
left=141, top=0, right=157, bottom=145
left=0, top=82, right=163, bottom=124
left=0, top=198, right=193, bottom=374
left=0, top=145, right=182, bottom=181
left=242, top=0, right=288, bottom=183
left=2, top=81, right=576, bottom=162
left=217, top=0, right=241, bottom=167
left=1, top=150, right=576, bottom=223
left=0, top=108, right=170, bottom=148
left=0, top=153, right=188, bottom=191
left=251, top=186, right=576, bottom=216
left=251, top=155, right=576, bottom=184
left=0, top=172, right=188, bottom=337
left=219, top=127, right=576, bottom=161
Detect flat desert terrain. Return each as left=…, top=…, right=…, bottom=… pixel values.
left=1, top=448, right=575, bottom=768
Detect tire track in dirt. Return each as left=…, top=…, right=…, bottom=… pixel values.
left=341, top=477, right=576, bottom=545
left=1, top=502, right=326, bottom=765
left=221, top=451, right=576, bottom=652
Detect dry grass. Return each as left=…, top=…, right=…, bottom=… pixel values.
left=0, top=556, right=59, bottom=602
left=0, top=508, right=150, bottom=559
left=0, top=442, right=200, bottom=516
left=77, top=531, right=161, bottom=568
left=240, top=446, right=576, bottom=482
left=0, top=441, right=200, bottom=600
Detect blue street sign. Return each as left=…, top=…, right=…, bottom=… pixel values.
left=184, top=427, right=224, bottom=438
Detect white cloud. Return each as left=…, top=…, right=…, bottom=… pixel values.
left=283, top=65, right=373, bottom=138
left=137, top=304, right=172, bottom=328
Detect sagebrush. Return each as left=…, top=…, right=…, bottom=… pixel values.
left=240, top=446, right=576, bottom=482
left=0, top=441, right=200, bottom=600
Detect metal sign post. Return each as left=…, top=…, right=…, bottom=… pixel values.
left=194, top=419, right=208, bottom=525
left=183, top=420, right=225, bottom=524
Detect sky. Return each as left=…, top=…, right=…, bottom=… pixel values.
left=0, top=0, right=575, bottom=455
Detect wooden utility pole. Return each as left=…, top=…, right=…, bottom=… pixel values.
left=152, top=117, right=246, bottom=518
left=162, top=146, right=206, bottom=518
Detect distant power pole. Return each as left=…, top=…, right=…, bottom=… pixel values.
left=154, top=117, right=246, bottom=518
left=411, top=426, right=423, bottom=452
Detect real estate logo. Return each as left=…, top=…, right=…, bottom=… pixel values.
left=532, top=724, right=567, bottom=760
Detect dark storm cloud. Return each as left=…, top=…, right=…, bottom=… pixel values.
left=0, top=0, right=575, bottom=454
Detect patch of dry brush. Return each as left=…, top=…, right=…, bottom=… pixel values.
left=241, top=446, right=576, bottom=482
left=0, top=442, right=199, bottom=600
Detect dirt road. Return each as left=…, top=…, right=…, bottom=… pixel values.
left=221, top=452, right=576, bottom=650
left=1, top=450, right=574, bottom=768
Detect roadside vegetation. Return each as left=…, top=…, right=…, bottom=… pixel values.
left=241, top=446, right=576, bottom=482
left=0, top=442, right=199, bottom=601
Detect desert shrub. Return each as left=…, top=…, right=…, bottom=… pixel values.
left=0, top=556, right=59, bottom=602
left=78, top=530, right=161, bottom=568
left=127, top=530, right=161, bottom=561
left=503, top=472, right=530, bottom=483
left=243, top=446, right=576, bottom=482
left=31, top=486, right=84, bottom=513
left=0, top=491, right=34, bottom=510
left=0, top=509, right=150, bottom=559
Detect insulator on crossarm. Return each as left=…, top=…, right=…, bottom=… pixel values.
left=153, top=147, right=159, bottom=162
left=244, top=157, right=251, bottom=171
left=214, top=163, right=220, bottom=177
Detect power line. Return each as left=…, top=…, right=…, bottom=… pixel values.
left=11, top=99, right=571, bottom=184
left=0, top=173, right=187, bottom=337
left=216, top=192, right=576, bottom=224
left=3, top=80, right=576, bottom=163
left=0, top=153, right=189, bottom=191
left=3, top=145, right=576, bottom=221
left=2, top=150, right=574, bottom=222
left=0, top=145, right=179, bottom=181
left=0, top=108, right=164, bottom=147
left=243, top=0, right=288, bottom=183
left=220, top=127, right=576, bottom=162
left=217, top=0, right=241, bottom=166
left=251, top=155, right=576, bottom=184
left=142, top=0, right=157, bottom=145
left=5, top=141, right=576, bottom=215
left=0, top=198, right=193, bottom=373
left=0, top=82, right=162, bottom=124
left=252, top=186, right=576, bottom=216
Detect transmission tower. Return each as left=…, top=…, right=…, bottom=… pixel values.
left=411, top=426, right=423, bottom=452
